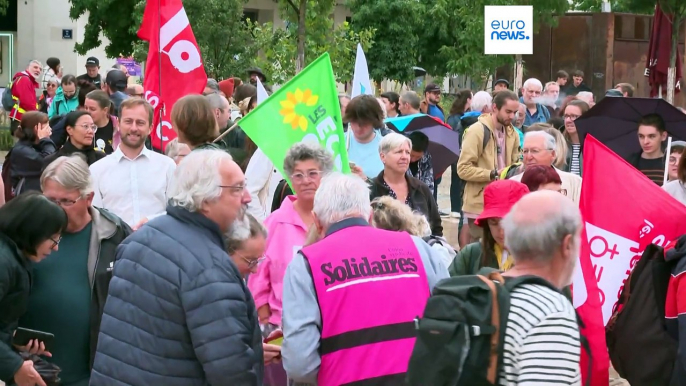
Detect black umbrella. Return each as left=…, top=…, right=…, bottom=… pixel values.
left=574, top=97, right=686, bottom=159
left=385, top=113, right=460, bottom=176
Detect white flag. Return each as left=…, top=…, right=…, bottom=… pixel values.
left=351, top=43, right=373, bottom=98
left=256, top=77, right=269, bottom=104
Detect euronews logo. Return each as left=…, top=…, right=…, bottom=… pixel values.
left=484, top=6, right=533, bottom=55
left=490, top=20, right=530, bottom=40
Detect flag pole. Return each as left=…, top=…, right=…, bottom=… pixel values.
left=213, top=121, right=240, bottom=143
left=157, top=0, right=165, bottom=153
left=663, top=136, right=672, bottom=186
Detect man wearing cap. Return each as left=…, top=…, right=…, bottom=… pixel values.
left=420, top=83, right=445, bottom=122
left=494, top=79, right=510, bottom=93
left=103, top=69, right=129, bottom=117
left=77, top=57, right=102, bottom=89
left=247, top=67, right=271, bottom=92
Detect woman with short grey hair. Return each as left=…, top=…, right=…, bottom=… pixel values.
left=368, top=133, right=443, bottom=236
left=248, top=141, right=334, bottom=333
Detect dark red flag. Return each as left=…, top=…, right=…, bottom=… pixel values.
left=645, top=4, right=682, bottom=98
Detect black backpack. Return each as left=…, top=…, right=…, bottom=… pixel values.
left=407, top=269, right=591, bottom=386
left=606, top=243, right=679, bottom=386
left=270, top=179, right=293, bottom=213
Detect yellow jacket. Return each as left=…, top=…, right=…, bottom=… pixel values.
left=457, top=114, right=521, bottom=214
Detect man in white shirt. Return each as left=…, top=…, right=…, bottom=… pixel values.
left=90, top=98, right=176, bottom=228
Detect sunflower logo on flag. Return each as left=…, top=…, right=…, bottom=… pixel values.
left=279, top=88, right=319, bottom=131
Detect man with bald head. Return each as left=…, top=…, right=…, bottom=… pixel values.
left=511, top=131, right=583, bottom=204
left=126, top=84, right=144, bottom=98
left=498, top=190, right=582, bottom=384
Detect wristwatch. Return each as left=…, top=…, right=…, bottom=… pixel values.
left=490, top=170, right=499, bottom=181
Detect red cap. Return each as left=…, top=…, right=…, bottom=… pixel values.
left=475, top=180, right=530, bottom=226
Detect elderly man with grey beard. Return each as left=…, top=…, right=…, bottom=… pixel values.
left=499, top=190, right=583, bottom=384
left=91, top=149, right=264, bottom=385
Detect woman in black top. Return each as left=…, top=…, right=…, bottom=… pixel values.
left=43, top=111, right=106, bottom=168
left=0, top=192, right=67, bottom=386
left=365, top=132, right=443, bottom=236
left=9, top=111, right=57, bottom=194
left=83, top=90, right=117, bottom=154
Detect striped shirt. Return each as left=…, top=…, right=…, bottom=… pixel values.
left=570, top=144, right=581, bottom=176
left=499, top=284, right=581, bottom=386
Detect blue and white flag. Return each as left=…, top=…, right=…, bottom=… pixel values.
left=351, top=43, right=373, bottom=98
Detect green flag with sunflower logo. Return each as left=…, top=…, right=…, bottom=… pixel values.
left=238, top=53, right=351, bottom=179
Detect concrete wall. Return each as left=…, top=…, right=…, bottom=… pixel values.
left=13, top=0, right=116, bottom=89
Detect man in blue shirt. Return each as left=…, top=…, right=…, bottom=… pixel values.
left=420, top=83, right=445, bottom=122
left=521, top=78, right=550, bottom=128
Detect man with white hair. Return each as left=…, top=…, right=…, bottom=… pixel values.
left=511, top=131, right=583, bottom=204
left=282, top=172, right=448, bottom=385
left=91, top=149, right=264, bottom=385
left=521, top=78, right=551, bottom=127
left=470, top=91, right=492, bottom=114
left=577, top=91, right=595, bottom=108
left=499, top=190, right=583, bottom=384
left=543, top=81, right=561, bottom=113
left=19, top=154, right=132, bottom=386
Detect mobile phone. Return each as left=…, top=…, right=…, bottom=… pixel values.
left=13, top=328, right=55, bottom=351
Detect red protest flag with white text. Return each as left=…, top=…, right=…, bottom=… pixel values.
left=138, top=0, right=207, bottom=151
left=575, top=135, right=686, bottom=385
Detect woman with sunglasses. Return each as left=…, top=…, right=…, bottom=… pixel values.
left=248, top=142, right=334, bottom=336
left=43, top=111, right=106, bottom=169
left=0, top=191, right=67, bottom=386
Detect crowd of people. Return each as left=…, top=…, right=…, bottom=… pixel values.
left=0, top=56, right=685, bottom=386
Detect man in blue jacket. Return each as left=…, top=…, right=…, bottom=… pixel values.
left=91, top=149, right=264, bottom=385
left=521, top=78, right=550, bottom=128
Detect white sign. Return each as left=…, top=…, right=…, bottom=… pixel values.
left=484, top=6, right=533, bottom=55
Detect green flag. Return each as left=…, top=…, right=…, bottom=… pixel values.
left=239, top=53, right=351, bottom=180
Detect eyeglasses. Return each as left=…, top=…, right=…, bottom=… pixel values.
left=219, top=183, right=246, bottom=196
left=76, top=123, right=97, bottom=132
left=522, top=148, right=552, bottom=155
left=46, top=196, right=82, bottom=207
left=49, top=236, right=62, bottom=249
left=47, top=84, right=57, bottom=88
left=291, top=170, right=323, bottom=183
left=563, top=114, right=581, bottom=121
left=670, top=156, right=679, bottom=165
left=242, top=256, right=265, bottom=269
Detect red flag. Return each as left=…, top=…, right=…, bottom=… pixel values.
left=575, top=135, right=686, bottom=385
left=138, top=0, right=207, bottom=151
left=645, top=3, right=682, bottom=98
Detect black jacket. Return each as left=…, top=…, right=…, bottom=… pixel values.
left=43, top=140, right=106, bottom=169
left=0, top=232, right=32, bottom=384
left=91, top=205, right=264, bottom=385
left=9, top=138, right=57, bottom=193
left=369, top=171, right=443, bottom=237
left=49, top=115, right=68, bottom=149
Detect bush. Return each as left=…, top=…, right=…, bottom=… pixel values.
left=0, top=128, right=13, bottom=151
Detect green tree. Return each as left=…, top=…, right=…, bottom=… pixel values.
left=69, top=0, right=257, bottom=79
left=423, top=0, right=569, bottom=82
left=249, top=20, right=373, bottom=84
left=348, top=0, right=425, bottom=84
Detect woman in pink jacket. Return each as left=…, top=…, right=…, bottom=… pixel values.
left=248, top=142, right=334, bottom=331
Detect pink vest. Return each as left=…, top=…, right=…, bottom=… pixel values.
left=301, top=223, right=430, bottom=386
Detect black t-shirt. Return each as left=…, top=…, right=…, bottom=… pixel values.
left=94, top=119, right=114, bottom=154
left=637, top=156, right=665, bottom=186
left=77, top=73, right=102, bottom=89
